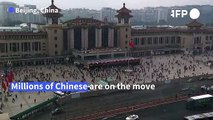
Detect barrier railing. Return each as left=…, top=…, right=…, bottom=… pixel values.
left=71, top=96, right=188, bottom=120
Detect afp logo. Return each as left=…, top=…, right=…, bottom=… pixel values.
left=171, top=8, right=200, bottom=19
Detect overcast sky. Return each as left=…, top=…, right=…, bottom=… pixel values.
left=0, top=0, right=213, bottom=9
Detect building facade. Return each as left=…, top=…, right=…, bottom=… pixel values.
left=1, top=1, right=213, bottom=66
left=131, top=20, right=213, bottom=56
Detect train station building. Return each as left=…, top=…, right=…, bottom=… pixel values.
left=1, top=0, right=213, bottom=66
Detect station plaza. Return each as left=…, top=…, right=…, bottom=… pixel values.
left=1, top=51, right=213, bottom=119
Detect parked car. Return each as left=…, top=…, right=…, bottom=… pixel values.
left=126, top=114, right=139, bottom=120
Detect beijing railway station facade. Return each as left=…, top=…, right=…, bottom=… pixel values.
left=1, top=0, right=213, bottom=67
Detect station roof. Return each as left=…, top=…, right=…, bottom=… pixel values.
left=64, top=17, right=104, bottom=25
left=186, top=20, right=203, bottom=28
left=43, top=0, right=63, bottom=18
left=115, top=3, right=133, bottom=18
left=63, top=17, right=116, bottom=27
left=117, top=3, right=131, bottom=13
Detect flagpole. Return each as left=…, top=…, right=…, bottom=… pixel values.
left=128, top=47, right=130, bottom=69
left=125, top=41, right=134, bottom=73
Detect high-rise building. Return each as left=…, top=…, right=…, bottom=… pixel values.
left=0, top=2, right=45, bottom=25
left=156, top=7, right=169, bottom=23
left=131, top=9, right=143, bottom=24
left=62, top=8, right=100, bottom=22
left=100, top=7, right=117, bottom=22
left=0, top=2, right=19, bottom=24
left=141, top=7, right=158, bottom=23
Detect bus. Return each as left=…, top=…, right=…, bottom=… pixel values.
left=186, top=94, right=213, bottom=109
left=184, top=111, right=213, bottom=120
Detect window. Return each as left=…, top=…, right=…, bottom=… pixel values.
left=54, top=37, right=57, bottom=40
left=210, top=36, right=213, bottom=40
left=165, top=37, right=169, bottom=44
left=126, top=28, right=128, bottom=32
left=125, top=41, right=128, bottom=44
left=147, top=37, right=152, bottom=45
left=55, top=44, right=58, bottom=48
left=34, top=42, right=39, bottom=51
left=134, top=38, right=139, bottom=45
left=54, top=29, right=57, bottom=34
left=22, top=42, right=30, bottom=52
left=159, top=37, right=163, bottom=44
left=125, top=34, right=128, bottom=38
left=55, top=51, right=58, bottom=55
left=141, top=38, right=145, bottom=45
left=182, top=38, right=185, bottom=44
left=176, top=37, right=181, bottom=44
left=171, top=37, right=175, bottom=44
left=206, top=36, right=209, bottom=40
left=194, top=37, right=201, bottom=44
left=0, top=43, right=5, bottom=53
left=153, top=37, right=158, bottom=44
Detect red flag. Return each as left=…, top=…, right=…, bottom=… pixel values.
left=129, top=41, right=135, bottom=48
left=7, top=71, right=13, bottom=83
left=10, top=71, right=14, bottom=80
left=6, top=80, right=9, bottom=87
left=2, top=81, right=7, bottom=91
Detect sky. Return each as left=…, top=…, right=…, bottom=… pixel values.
left=0, top=0, right=213, bottom=9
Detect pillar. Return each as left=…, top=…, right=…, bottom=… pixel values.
left=108, top=28, right=114, bottom=47
left=81, top=29, right=85, bottom=49
left=108, top=28, right=112, bottom=47
left=7, top=43, right=11, bottom=56
left=71, top=29, right=74, bottom=49
left=67, top=29, right=70, bottom=49
left=98, top=29, right=102, bottom=47
left=85, top=28, right=88, bottom=49
left=95, top=29, right=98, bottom=48
left=4, top=43, right=7, bottom=53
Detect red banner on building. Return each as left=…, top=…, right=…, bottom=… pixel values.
left=128, top=41, right=135, bottom=48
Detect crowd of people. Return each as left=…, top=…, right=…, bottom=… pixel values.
left=2, top=51, right=213, bottom=117
left=12, top=52, right=213, bottom=85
